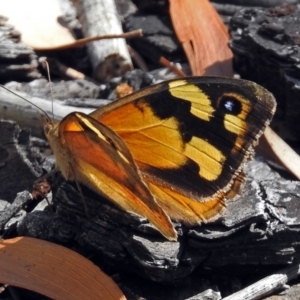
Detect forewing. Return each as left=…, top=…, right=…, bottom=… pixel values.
left=58, top=112, right=177, bottom=240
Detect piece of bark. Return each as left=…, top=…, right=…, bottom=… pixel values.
left=212, top=0, right=299, bottom=7
left=0, top=41, right=41, bottom=82
left=124, top=14, right=183, bottom=65
left=72, top=0, right=133, bottom=82
left=229, top=5, right=300, bottom=139
left=115, top=0, right=138, bottom=22
left=0, top=191, right=32, bottom=231
left=0, top=18, right=41, bottom=82
left=211, top=0, right=300, bottom=24
left=0, top=121, right=42, bottom=202
left=4, top=78, right=101, bottom=100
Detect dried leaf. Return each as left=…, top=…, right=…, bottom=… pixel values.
left=1, top=0, right=75, bottom=49
left=169, top=0, right=233, bottom=76
left=0, top=237, right=126, bottom=300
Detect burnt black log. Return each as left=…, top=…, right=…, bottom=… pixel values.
left=0, top=120, right=43, bottom=202
left=0, top=16, right=41, bottom=83
left=13, top=154, right=300, bottom=284
left=229, top=4, right=300, bottom=138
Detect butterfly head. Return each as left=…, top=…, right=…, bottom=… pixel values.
left=43, top=115, right=59, bottom=138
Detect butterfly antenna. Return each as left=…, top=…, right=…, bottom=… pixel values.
left=0, top=85, right=52, bottom=122
left=41, top=59, right=55, bottom=121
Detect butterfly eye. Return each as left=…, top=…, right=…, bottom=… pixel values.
left=218, top=95, right=242, bottom=115
left=44, top=123, right=52, bottom=135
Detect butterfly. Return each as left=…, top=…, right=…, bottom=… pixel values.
left=44, top=76, right=276, bottom=241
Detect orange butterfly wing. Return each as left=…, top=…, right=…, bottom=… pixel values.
left=90, top=77, right=276, bottom=224
left=45, top=112, right=177, bottom=240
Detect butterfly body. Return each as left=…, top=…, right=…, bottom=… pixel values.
left=44, top=77, right=276, bottom=240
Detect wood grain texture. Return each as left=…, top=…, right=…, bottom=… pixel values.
left=73, top=0, right=133, bottom=81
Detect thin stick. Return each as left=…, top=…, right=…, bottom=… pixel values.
left=159, top=56, right=187, bottom=77
left=223, top=263, right=300, bottom=300
left=34, top=29, right=143, bottom=51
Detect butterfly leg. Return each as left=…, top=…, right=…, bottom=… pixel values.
left=32, top=173, right=55, bottom=212
left=69, top=164, right=89, bottom=216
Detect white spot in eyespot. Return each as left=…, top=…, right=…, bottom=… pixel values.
left=224, top=100, right=234, bottom=112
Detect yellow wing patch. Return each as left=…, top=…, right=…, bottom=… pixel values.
left=184, top=137, right=225, bottom=181
left=169, top=79, right=215, bottom=121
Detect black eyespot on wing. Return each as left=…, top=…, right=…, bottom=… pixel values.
left=218, top=96, right=242, bottom=115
